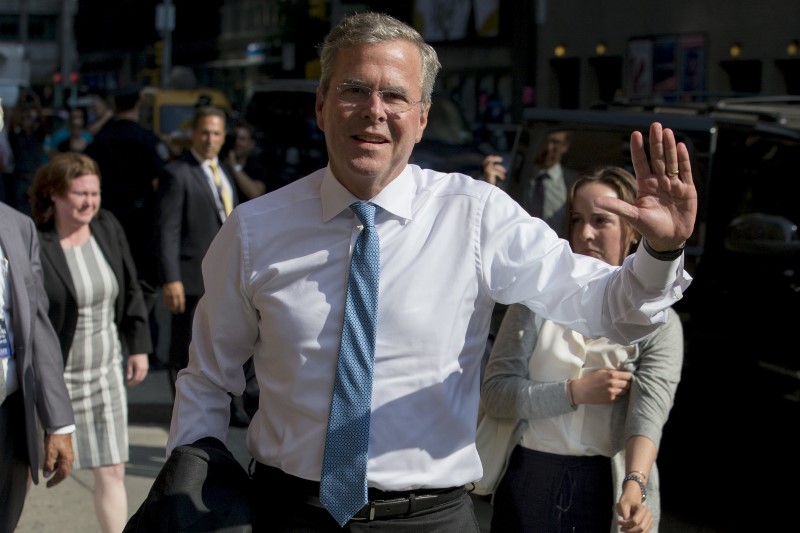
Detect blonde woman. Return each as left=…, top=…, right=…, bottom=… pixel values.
left=482, top=166, right=683, bottom=533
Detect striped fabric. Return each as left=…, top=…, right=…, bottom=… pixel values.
left=63, top=236, right=127, bottom=469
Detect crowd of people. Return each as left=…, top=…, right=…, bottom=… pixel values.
left=0, top=85, right=268, bottom=531
left=0, top=11, right=697, bottom=533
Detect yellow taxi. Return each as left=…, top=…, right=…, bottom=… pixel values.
left=139, top=86, right=233, bottom=155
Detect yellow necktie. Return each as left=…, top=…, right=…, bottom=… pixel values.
left=210, top=161, right=232, bottom=216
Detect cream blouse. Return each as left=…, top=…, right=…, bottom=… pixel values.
left=520, top=319, right=636, bottom=457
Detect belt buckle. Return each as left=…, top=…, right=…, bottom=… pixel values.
left=349, top=501, right=376, bottom=521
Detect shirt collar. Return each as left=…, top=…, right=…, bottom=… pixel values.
left=320, top=165, right=414, bottom=223
left=538, top=163, right=563, bottom=181
left=190, top=148, right=218, bottom=167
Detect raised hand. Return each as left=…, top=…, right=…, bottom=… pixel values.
left=595, top=122, right=697, bottom=252
left=481, top=154, right=506, bottom=185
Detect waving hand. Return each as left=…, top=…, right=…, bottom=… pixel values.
left=595, top=122, right=698, bottom=252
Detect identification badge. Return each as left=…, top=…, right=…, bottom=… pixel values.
left=0, top=318, right=10, bottom=358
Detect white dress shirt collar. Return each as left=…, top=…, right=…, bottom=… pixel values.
left=321, top=165, right=415, bottom=223
left=189, top=148, right=218, bottom=167
left=537, top=162, right=564, bottom=181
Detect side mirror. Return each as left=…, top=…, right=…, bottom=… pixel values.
left=724, top=213, right=800, bottom=255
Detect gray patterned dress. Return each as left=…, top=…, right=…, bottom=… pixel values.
left=62, top=236, right=128, bottom=469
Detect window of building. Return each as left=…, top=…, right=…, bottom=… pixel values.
left=0, top=15, right=20, bottom=41
left=28, top=15, right=58, bottom=41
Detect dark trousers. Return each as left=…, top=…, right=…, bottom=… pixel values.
left=167, top=294, right=200, bottom=398
left=140, top=281, right=161, bottom=365
left=0, top=392, right=30, bottom=533
left=250, top=463, right=481, bottom=532
left=491, top=446, right=613, bottom=533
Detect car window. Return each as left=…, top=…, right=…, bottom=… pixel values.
left=245, top=90, right=321, bottom=147
left=424, top=95, right=475, bottom=146
left=712, top=127, right=800, bottom=230
left=410, top=93, right=489, bottom=176
left=513, top=119, right=711, bottom=270
left=243, top=85, right=327, bottom=185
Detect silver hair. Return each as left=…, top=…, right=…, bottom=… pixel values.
left=318, top=12, right=441, bottom=108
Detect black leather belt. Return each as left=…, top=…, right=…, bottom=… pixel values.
left=253, top=463, right=465, bottom=522
left=306, top=486, right=465, bottom=521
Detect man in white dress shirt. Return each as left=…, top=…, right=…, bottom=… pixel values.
left=166, top=12, right=697, bottom=531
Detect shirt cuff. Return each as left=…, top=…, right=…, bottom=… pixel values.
left=642, top=238, right=685, bottom=261
left=48, top=424, right=76, bottom=435
left=632, top=240, right=683, bottom=291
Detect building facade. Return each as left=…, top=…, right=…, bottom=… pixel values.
left=4, top=1, right=799, bottom=121
left=0, top=0, right=77, bottom=107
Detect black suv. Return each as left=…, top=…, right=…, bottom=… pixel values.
left=510, top=101, right=800, bottom=531
left=243, top=79, right=327, bottom=188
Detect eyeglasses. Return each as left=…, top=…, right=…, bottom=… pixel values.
left=335, top=83, right=421, bottom=114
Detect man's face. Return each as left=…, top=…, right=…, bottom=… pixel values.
left=191, top=115, right=226, bottom=160
left=536, top=130, right=571, bottom=169
left=234, top=127, right=254, bottom=156
left=315, top=40, right=429, bottom=198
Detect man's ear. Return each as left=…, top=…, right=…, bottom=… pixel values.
left=315, top=89, right=326, bottom=133
left=415, top=103, right=430, bottom=143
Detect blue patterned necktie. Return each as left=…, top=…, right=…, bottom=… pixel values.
left=320, top=201, right=380, bottom=527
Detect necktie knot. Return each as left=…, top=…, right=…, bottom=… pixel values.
left=350, top=201, right=376, bottom=228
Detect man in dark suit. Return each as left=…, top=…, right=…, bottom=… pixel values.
left=0, top=198, right=75, bottom=531
left=156, top=106, right=238, bottom=397
left=85, top=85, right=169, bottom=296
left=482, top=129, right=577, bottom=238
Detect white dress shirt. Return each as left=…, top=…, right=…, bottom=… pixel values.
left=167, top=164, right=690, bottom=491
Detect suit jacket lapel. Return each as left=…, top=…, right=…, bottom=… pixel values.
left=90, top=216, right=123, bottom=282
left=38, top=228, right=77, bottom=301
left=187, top=156, right=225, bottom=224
